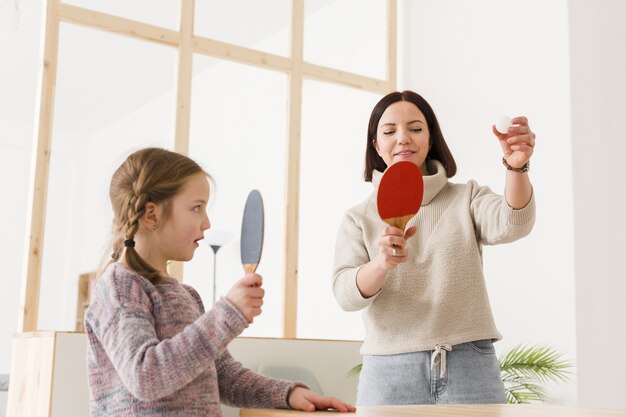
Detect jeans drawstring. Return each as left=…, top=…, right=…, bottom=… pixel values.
left=431, top=344, right=452, bottom=378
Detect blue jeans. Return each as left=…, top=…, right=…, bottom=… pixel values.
left=357, top=339, right=506, bottom=405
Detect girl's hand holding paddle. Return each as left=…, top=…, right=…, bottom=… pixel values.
left=226, top=273, right=264, bottom=323
left=230, top=189, right=265, bottom=323
left=376, top=226, right=417, bottom=270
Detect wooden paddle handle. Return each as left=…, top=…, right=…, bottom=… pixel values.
left=382, top=214, right=415, bottom=230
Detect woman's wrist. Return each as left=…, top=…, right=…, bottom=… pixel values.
left=356, top=260, right=387, bottom=298
left=502, top=156, right=530, bottom=172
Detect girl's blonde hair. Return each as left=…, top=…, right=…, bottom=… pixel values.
left=102, top=147, right=207, bottom=282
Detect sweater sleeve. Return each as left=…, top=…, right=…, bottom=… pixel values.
left=332, top=209, right=381, bottom=311
left=469, top=181, right=536, bottom=245
left=215, top=350, right=308, bottom=409
left=86, top=273, right=248, bottom=402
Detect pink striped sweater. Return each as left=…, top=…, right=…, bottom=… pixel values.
left=85, top=263, right=303, bottom=416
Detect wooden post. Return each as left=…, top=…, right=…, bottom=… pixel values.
left=74, top=272, right=95, bottom=331
left=283, top=0, right=305, bottom=339
left=18, top=0, right=61, bottom=332
left=168, top=0, right=195, bottom=281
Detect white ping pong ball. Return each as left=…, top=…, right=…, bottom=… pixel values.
left=495, top=116, right=513, bottom=134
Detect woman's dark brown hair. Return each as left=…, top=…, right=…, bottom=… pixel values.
left=364, top=90, right=457, bottom=181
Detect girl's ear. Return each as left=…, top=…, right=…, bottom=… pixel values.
left=140, top=202, right=158, bottom=229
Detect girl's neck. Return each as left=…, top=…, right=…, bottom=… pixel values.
left=130, top=236, right=169, bottom=274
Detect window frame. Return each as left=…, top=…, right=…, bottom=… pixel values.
left=19, top=0, right=397, bottom=337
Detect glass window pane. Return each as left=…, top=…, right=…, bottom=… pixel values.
left=186, top=56, right=288, bottom=338
left=304, top=0, right=388, bottom=80
left=0, top=0, right=41, bottom=349
left=38, top=24, right=177, bottom=330
left=61, top=0, right=178, bottom=30
left=298, top=80, right=382, bottom=340
left=195, top=0, right=289, bottom=57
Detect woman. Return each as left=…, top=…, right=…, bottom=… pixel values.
left=332, top=91, right=535, bottom=405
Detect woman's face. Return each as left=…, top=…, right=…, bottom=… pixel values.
left=374, top=100, right=430, bottom=170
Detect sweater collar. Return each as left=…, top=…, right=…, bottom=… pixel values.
left=371, top=159, right=448, bottom=206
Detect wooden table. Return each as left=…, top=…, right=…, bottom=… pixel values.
left=240, top=404, right=626, bottom=417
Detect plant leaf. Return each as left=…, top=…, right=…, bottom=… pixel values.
left=499, top=344, right=573, bottom=384
left=347, top=363, right=362, bottom=378
left=505, top=381, right=546, bottom=404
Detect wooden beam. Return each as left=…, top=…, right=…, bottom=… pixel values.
left=169, top=0, right=196, bottom=282
left=192, top=36, right=292, bottom=73
left=283, top=0, right=305, bottom=339
left=58, top=3, right=180, bottom=47
left=302, top=62, right=391, bottom=95
left=18, top=0, right=61, bottom=332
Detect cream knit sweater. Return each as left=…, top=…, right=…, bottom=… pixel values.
left=332, top=160, right=535, bottom=355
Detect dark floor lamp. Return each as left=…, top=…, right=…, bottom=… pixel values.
left=205, top=229, right=231, bottom=306
left=209, top=244, right=222, bottom=306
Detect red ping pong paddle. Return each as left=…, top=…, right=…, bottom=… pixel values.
left=377, top=161, right=424, bottom=231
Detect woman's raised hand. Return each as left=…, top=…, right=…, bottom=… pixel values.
left=492, top=116, right=535, bottom=169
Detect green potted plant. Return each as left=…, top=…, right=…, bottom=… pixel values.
left=348, top=344, right=573, bottom=404
left=499, top=344, right=572, bottom=404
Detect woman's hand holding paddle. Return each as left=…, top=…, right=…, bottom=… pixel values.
left=375, top=225, right=417, bottom=271
left=355, top=161, right=423, bottom=298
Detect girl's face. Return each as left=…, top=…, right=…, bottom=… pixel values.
left=155, top=173, right=211, bottom=263
left=374, top=101, right=430, bottom=171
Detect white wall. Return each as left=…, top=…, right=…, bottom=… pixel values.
left=401, top=0, right=626, bottom=409
left=569, top=0, right=626, bottom=409
left=400, top=0, right=577, bottom=405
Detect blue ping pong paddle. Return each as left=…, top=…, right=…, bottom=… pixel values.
left=240, top=190, right=264, bottom=273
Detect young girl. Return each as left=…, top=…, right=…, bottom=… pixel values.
left=85, top=147, right=355, bottom=416
left=333, top=91, right=536, bottom=405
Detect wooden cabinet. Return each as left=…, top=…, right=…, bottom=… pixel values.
left=6, top=332, right=89, bottom=417
left=74, top=272, right=95, bottom=332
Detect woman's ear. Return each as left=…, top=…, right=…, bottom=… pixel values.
left=140, top=202, right=159, bottom=229
left=372, top=139, right=380, bottom=154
